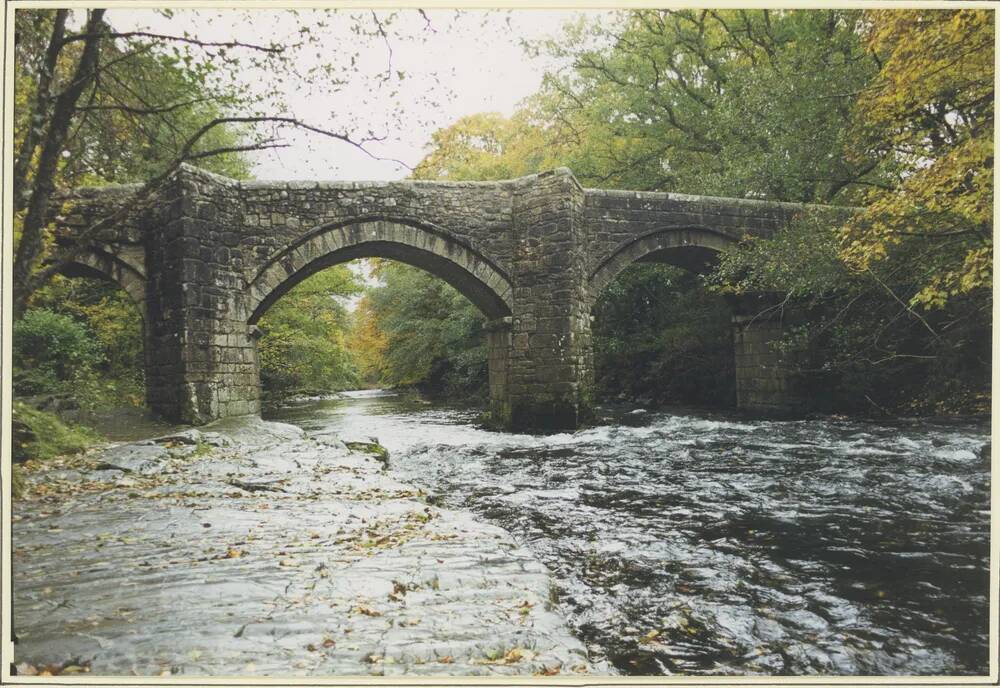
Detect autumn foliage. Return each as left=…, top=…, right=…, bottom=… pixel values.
left=842, top=10, right=993, bottom=311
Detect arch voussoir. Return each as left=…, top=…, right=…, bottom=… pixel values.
left=246, top=219, right=514, bottom=325
left=61, top=247, right=148, bottom=321
left=589, top=226, right=736, bottom=297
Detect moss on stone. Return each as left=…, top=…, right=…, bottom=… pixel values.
left=345, top=441, right=390, bottom=466
left=11, top=401, right=102, bottom=498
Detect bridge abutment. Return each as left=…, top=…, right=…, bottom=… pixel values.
left=484, top=317, right=512, bottom=425
left=730, top=294, right=805, bottom=414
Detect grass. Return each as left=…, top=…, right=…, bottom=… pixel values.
left=12, top=401, right=102, bottom=498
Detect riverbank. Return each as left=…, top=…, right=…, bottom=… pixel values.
left=11, top=416, right=604, bottom=677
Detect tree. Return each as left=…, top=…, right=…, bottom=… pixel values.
left=257, top=267, right=362, bottom=398
left=11, top=8, right=427, bottom=318
left=346, top=295, right=389, bottom=388
left=413, top=111, right=556, bottom=181
left=592, top=264, right=734, bottom=405
left=840, top=10, right=993, bottom=312
left=710, top=9, right=993, bottom=413
left=356, top=260, right=488, bottom=396
left=529, top=10, right=886, bottom=201
left=25, top=274, right=146, bottom=407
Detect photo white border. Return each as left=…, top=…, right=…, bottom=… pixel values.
left=0, top=1, right=996, bottom=685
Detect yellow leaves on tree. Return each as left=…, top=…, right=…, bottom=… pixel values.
left=841, top=10, right=993, bottom=310
left=412, top=112, right=560, bottom=182
left=348, top=295, right=389, bottom=387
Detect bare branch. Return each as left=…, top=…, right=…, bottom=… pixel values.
left=184, top=141, right=289, bottom=162
left=29, top=116, right=410, bottom=294
left=63, top=31, right=282, bottom=53
left=370, top=11, right=394, bottom=79
left=417, top=9, right=436, bottom=32
left=77, top=97, right=209, bottom=116
left=14, top=9, right=107, bottom=318
left=864, top=267, right=941, bottom=341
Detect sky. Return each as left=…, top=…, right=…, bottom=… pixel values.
left=106, top=8, right=611, bottom=182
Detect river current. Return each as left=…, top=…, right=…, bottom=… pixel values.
left=266, top=390, right=991, bottom=676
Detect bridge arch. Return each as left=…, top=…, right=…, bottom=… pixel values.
left=58, top=247, right=147, bottom=321
left=245, top=219, right=514, bottom=325
left=589, top=227, right=735, bottom=297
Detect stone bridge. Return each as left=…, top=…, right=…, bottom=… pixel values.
left=51, top=165, right=845, bottom=430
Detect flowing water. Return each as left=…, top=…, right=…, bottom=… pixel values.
left=266, top=390, right=991, bottom=676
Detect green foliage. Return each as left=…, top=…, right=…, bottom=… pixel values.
left=30, top=275, right=145, bottom=382
left=593, top=265, right=734, bottom=405
left=347, top=295, right=389, bottom=388
left=22, top=275, right=145, bottom=409
left=413, top=111, right=557, bottom=182
left=530, top=9, right=885, bottom=202
left=711, top=209, right=853, bottom=298
left=359, top=261, right=487, bottom=397
left=11, top=400, right=102, bottom=499
left=706, top=9, right=992, bottom=414
left=257, top=267, right=363, bottom=399
left=841, top=10, right=993, bottom=312
left=13, top=12, right=251, bottom=188
left=13, top=308, right=103, bottom=396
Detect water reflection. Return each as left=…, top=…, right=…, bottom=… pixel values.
left=267, top=391, right=990, bottom=676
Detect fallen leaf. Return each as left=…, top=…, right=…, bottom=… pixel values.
left=352, top=605, right=382, bottom=617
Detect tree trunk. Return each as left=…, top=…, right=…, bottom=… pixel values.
left=12, top=9, right=106, bottom=319
left=13, top=9, right=68, bottom=212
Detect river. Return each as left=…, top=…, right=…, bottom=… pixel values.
left=266, top=390, right=991, bottom=676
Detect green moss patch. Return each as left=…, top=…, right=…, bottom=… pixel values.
left=13, top=401, right=101, bottom=463
left=345, top=441, right=390, bottom=466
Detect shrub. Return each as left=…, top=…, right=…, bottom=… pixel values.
left=12, top=309, right=103, bottom=396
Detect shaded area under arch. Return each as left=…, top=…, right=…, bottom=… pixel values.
left=246, top=220, right=514, bottom=325
left=589, top=227, right=734, bottom=297
left=57, top=248, right=147, bottom=321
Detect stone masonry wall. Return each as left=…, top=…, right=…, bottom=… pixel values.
left=47, top=166, right=842, bottom=428
left=143, top=167, right=260, bottom=422
left=733, top=315, right=797, bottom=413
left=236, top=177, right=516, bottom=287
left=506, top=170, right=593, bottom=430
left=582, top=189, right=801, bottom=269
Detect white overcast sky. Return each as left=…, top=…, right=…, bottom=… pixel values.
left=105, top=8, right=615, bottom=182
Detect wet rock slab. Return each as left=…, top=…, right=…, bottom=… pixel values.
left=12, top=417, right=603, bottom=677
